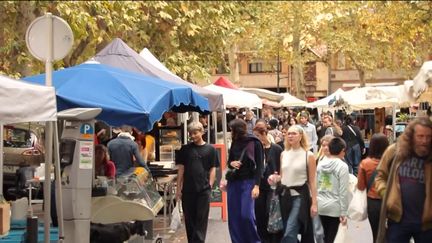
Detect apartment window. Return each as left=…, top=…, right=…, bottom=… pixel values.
left=249, top=62, right=281, bottom=73
left=337, top=52, right=346, bottom=70
left=304, top=62, right=316, bottom=81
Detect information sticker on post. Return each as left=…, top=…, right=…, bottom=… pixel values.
left=26, top=13, right=74, bottom=243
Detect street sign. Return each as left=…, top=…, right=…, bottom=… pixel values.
left=25, top=13, right=74, bottom=62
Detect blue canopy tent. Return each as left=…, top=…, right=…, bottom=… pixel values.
left=23, top=62, right=209, bottom=131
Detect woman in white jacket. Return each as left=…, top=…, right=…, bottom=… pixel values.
left=316, top=137, right=349, bottom=243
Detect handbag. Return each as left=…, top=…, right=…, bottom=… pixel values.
left=267, top=190, right=284, bottom=233
left=225, top=144, right=249, bottom=181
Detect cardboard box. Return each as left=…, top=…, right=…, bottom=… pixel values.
left=0, top=202, right=10, bottom=235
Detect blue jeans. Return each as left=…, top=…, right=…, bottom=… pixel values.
left=345, top=143, right=361, bottom=175
left=281, top=196, right=301, bottom=243
left=387, top=220, right=432, bottom=243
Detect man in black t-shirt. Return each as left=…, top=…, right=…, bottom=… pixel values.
left=175, top=122, right=219, bottom=243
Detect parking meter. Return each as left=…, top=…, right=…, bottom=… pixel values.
left=57, top=108, right=101, bottom=243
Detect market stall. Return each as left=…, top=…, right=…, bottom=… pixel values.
left=0, top=74, right=58, bottom=239
left=279, top=92, right=308, bottom=107
left=23, top=62, right=209, bottom=132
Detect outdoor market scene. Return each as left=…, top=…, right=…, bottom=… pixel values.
left=1, top=1, right=432, bottom=243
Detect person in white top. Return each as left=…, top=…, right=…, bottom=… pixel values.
left=269, top=125, right=318, bottom=243
left=298, top=111, right=318, bottom=154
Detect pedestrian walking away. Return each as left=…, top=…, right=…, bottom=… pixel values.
left=356, top=133, right=389, bottom=243
left=316, top=137, right=349, bottom=243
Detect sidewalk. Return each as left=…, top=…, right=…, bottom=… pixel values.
left=153, top=207, right=230, bottom=243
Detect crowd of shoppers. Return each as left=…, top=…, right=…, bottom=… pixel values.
left=132, top=105, right=430, bottom=243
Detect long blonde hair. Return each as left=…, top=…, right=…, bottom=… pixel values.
left=284, top=125, right=309, bottom=151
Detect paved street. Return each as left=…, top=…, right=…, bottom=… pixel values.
left=155, top=208, right=374, bottom=243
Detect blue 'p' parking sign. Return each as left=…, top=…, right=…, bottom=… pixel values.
left=80, top=123, right=94, bottom=139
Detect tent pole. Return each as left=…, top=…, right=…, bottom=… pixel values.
left=222, top=108, right=228, bottom=155
left=0, top=123, right=3, bottom=198
left=53, top=121, right=64, bottom=241
left=207, top=114, right=211, bottom=143
left=392, top=104, right=397, bottom=139
left=183, top=113, right=187, bottom=144
left=213, top=112, right=218, bottom=144
left=44, top=121, right=53, bottom=243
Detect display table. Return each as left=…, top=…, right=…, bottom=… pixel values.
left=154, top=174, right=177, bottom=229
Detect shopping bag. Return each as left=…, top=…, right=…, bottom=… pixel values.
left=312, top=215, right=324, bottom=243
left=347, top=174, right=358, bottom=204
left=347, top=188, right=368, bottom=221
left=333, top=223, right=348, bottom=243
left=170, top=202, right=182, bottom=231
left=267, top=191, right=283, bottom=233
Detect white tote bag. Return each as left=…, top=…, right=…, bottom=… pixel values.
left=333, top=223, right=348, bottom=243
left=170, top=202, right=182, bottom=231
left=347, top=188, right=368, bottom=221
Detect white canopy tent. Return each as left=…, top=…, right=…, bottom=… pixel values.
left=139, top=47, right=224, bottom=112
left=0, top=74, right=58, bottom=236
left=279, top=93, right=308, bottom=107
left=340, top=87, right=399, bottom=110
left=412, top=61, right=432, bottom=98
left=306, top=88, right=346, bottom=108
left=240, top=88, right=284, bottom=102
left=204, top=84, right=263, bottom=109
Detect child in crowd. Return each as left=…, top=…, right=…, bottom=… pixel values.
left=316, top=137, right=349, bottom=243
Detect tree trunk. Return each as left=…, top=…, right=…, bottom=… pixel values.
left=228, top=43, right=240, bottom=86
left=16, top=2, right=37, bottom=76
left=348, top=53, right=366, bottom=87
left=358, top=68, right=366, bottom=87
left=291, top=16, right=305, bottom=99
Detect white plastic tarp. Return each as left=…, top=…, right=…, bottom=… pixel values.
left=204, top=84, right=262, bottom=109
left=139, top=47, right=224, bottom=111
left=240, top=88, right=284, bottom=102
left=341, top=87, right=398, bottom=110
left=412, top=61, right=432, bottom=98
left=306, top=88, right=346, bottom=108
left=0, top=74, right=57, bottom=123
left=279, top=93, right=308, bottom=107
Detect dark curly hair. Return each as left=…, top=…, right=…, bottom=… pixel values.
left=397, top=116, right=432, bottom=161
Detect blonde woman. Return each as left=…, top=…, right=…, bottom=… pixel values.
left=316, top=135, right=334, bottom=163
left=269, top=125, right=318, bottom=243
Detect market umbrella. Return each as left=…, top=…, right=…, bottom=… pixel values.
left=23, top=62, right=209, bottom=131
left=89, top=38, right=223, bottom=111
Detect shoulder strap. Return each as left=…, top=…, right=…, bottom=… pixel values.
left=366, top=169, right=378, bottom=192
left=305, top=150, right=309, bottom=183
left=347, top=125, right=357, bottom=137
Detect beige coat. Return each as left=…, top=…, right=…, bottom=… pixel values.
left=375, top=144, right=432, bottom=239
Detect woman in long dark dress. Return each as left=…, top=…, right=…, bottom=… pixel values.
left=227, top=119, right=264, bottom=243
left=253, top=123, right=284, bottom=242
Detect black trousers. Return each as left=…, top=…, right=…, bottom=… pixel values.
left=367, top=197, right=382, bottom=243
left=255, top=189, right=283, bottom=243
left=320, top=215, right=340, bottom=243
left=182, top=190, right=211, bottom=243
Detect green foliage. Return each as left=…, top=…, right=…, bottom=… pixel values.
left=0, top=1, right=246, bottom=81
left=0, top=1, right=431, bottom=86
